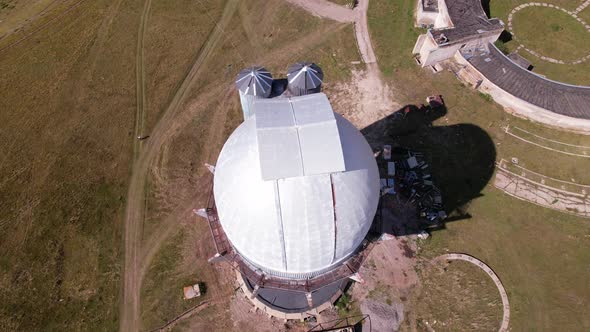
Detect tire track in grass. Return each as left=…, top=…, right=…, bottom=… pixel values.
left=133, top=0, right=152, bottom=160
left=120, top=1, right=239, bottom=331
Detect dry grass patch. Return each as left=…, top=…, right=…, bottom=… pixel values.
left=413, top=260, right=503, bottom=331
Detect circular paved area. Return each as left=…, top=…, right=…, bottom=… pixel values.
left=433, top=253, right=510, bottom=332
left=508, top=2, right=590, bottom=64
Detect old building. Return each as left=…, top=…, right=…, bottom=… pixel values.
left=412, top=0, right=504, bottom=67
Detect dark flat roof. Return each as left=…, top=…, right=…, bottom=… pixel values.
left=430, top=0, right=503, bottom=45
left=465, top=44, right=590, bottom=119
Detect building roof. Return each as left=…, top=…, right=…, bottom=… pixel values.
left=255, top=94, right=345, bottom=180
left=235, top=66, right=273, bottom=98
left=465, top=44, right=590, bottom=119
left=430, top=0, right=503, bottom=45
left=213, top=94, right=380, bottom=278
left=287, top=62, right=324, bottom=95
left=422, top=0, right=438, bottom=12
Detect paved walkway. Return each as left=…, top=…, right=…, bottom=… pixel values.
left=433, top=253, right=510, bottom=332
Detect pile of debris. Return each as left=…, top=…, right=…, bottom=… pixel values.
left=379, top=147, right=446, bottom=227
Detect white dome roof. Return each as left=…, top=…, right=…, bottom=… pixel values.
left=213, top=94, right=379, bottom=278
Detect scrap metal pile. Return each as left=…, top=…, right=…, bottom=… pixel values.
left=379, top=147, right=447, bottom=227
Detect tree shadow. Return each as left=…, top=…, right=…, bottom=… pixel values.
left=362, top=101, right=496, bottom=236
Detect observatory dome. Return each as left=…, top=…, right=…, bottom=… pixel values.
left=213, top=93, right=379, bottom=278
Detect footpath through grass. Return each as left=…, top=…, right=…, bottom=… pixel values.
left=369, top=1, right=590, bottom=330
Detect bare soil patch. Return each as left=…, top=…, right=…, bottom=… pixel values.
left=328, top=64, right=399, bottom=128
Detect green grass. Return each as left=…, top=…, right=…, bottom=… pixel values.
left=0, top=0, right=223, bottom=329
left=578, top=7, right=590, bottom=24
left=490, top=0, right=579, bottom=22
left=490, top=0, right=590, bottom=85
left=143, top=0, right=226, bottom=133
left=140, top=232, right=202, bottom=330
left=369, top=1, right=590, bottom=330
left=0, top=0, right=140, bottom=329
left=368, top=0, right=422, bottom=75
left=511, top=7, right=590, bottom=61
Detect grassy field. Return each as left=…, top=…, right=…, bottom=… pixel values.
left=511, top=7, right=590, bottom=61
left=0, top=0, right=75, bottom=38
left=490, top=0, right=590, bottom=85
left=413, top=260, right=503, bottom=331
left=0, top=0, right=225, bottom=329
left=0, top=0, right=140, bottom=329
left=143, top=0, right=226, bottom=132
left=2, top=0, right=590, bottom=330
left=0, top=0, right=361, bottom=329
left=369, top=0, right=590, bottom=330
left=579, top=6, right=590, bottom=24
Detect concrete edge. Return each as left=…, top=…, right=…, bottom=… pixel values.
left=453, top=52, right=590, bottom=135
left=433, top=253, right=510, bottom=332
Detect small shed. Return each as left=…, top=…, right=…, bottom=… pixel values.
left=183, top=284, right=201, bottom=300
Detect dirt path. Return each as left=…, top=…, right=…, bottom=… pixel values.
left=119, top=1, right=239, bottom=331
left=133, top=0, right=152, bottom=160
left=353, top=0, right=377, bottom=64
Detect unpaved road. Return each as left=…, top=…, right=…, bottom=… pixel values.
left=285, top=0, right=376, bottom=63
left=133, top=0, right=152, bottom=160
left=353, top=0, right=376, bottom=63
left=119, top=1, right=239, bottom=331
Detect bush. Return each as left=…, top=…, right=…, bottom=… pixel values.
left=478, top=92, right=493, bottom=102
left=335, top=293, right=351, bottom=311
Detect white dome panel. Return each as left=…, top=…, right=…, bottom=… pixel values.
left=213, top=94, right=379, bottom=277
